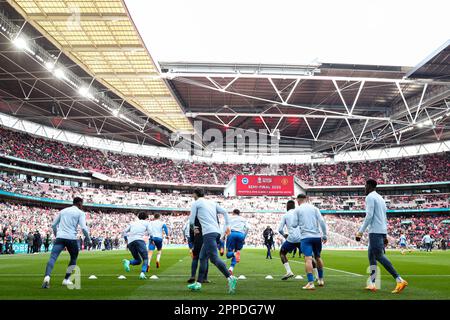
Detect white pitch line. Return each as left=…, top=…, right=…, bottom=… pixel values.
left=321, top=266, right=364, bottom=277
left=290, top=260, right=364, bottom=277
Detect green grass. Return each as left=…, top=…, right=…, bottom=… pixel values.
left=0, top=248, right=449, bottom=300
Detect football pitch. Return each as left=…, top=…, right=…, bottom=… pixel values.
left=0, top=248, right=449, bottom=300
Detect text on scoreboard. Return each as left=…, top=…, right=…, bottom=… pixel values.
left=236, top=175, right=294, bottom=196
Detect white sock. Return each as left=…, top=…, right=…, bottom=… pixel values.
left=313, top=268, right=318, bottom=278
left=284, top=262, right=292, bottom=274
left=396, top=276, right=403, bottom=283
left=229, top=266, right=234, bottom=271
left=156, top=252, right=161, bottom=262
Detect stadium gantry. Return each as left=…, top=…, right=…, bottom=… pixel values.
left=160, top=51, right=450, bottom=154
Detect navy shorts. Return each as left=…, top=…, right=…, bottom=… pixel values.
left=226, top=231, right=246, bottom=252
left=301, top=237, right=322, bottom=258
left=128, top=240, right=148, bottom=262
left=148, top=237, right=163, bottom=250
left=281, top=240, right=301, bottom=253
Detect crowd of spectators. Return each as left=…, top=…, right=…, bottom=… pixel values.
left=1, top=201, right=449, bottom=254
left=1, top=126, right=449, bottom=253
left=1, top=126, right=449, bottom=186
left=1, top=174, right=449, bottom=212
left=387, top=215, right=450, bottom=249
left=0, top=127, right=108, bottom=173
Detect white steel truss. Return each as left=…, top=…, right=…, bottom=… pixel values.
left=175, top=68, right=450, bottom=152
left=2, top=111, right=450, bottom=165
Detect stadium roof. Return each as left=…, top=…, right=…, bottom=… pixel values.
left=406, top=39, right=450, bottom=81
left=161, top=42, right=450, bottom=154
left=0, top=2, right=179, bottom=148
left=6, top=0, right=193, bottom=133
left=0, top=0, right=449, bottom=155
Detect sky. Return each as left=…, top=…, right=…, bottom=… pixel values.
left=125, top=0, right=450, bottom=67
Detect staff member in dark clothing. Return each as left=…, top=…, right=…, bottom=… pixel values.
left=27, top=232, right=34, bottom=254
left=187, top=217, right=210, bottom=284
left=44, top=234, right=51, bottom=252
left=441, top=238, right=447, bottom=251
left=84, top=237, right=91, bottom=251
left=263, top=226, right=274, bottom=259
left=5, top=232, right=13, bottom=254
left=92, top=237, right=98, bottom=250
left=33, top=231, right=42, bottom=253
left=0, top=228, right=3, bottom=254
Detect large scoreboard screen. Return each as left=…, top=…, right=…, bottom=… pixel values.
left=236, top=175, right=294, bottom=196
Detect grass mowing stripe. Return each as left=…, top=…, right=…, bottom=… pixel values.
left=0, top=249, right=449, bottom=299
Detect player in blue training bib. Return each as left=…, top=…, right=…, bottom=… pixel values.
left=399, top=233, right=409, bottom=255
left=224, top=209, right=249, bottom=275
left=148, top=213, right=169, bottom=270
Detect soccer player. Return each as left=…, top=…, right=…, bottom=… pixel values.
left=278, top=200, right=302, bottom=280
left=122, top=212, right=152, bottom=280
left=399, top=233, right=407, bottom=255
left=148, top=213, right=169, bottom=269
left=42, top=197, right=90, bottom=289
left=187, top=189, right=237, bottom=294
left=356, top=179, right=408, bottom=294
left=225, top=209, right=249, bottom=275
left=293, top=194, right=327, bottom=290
